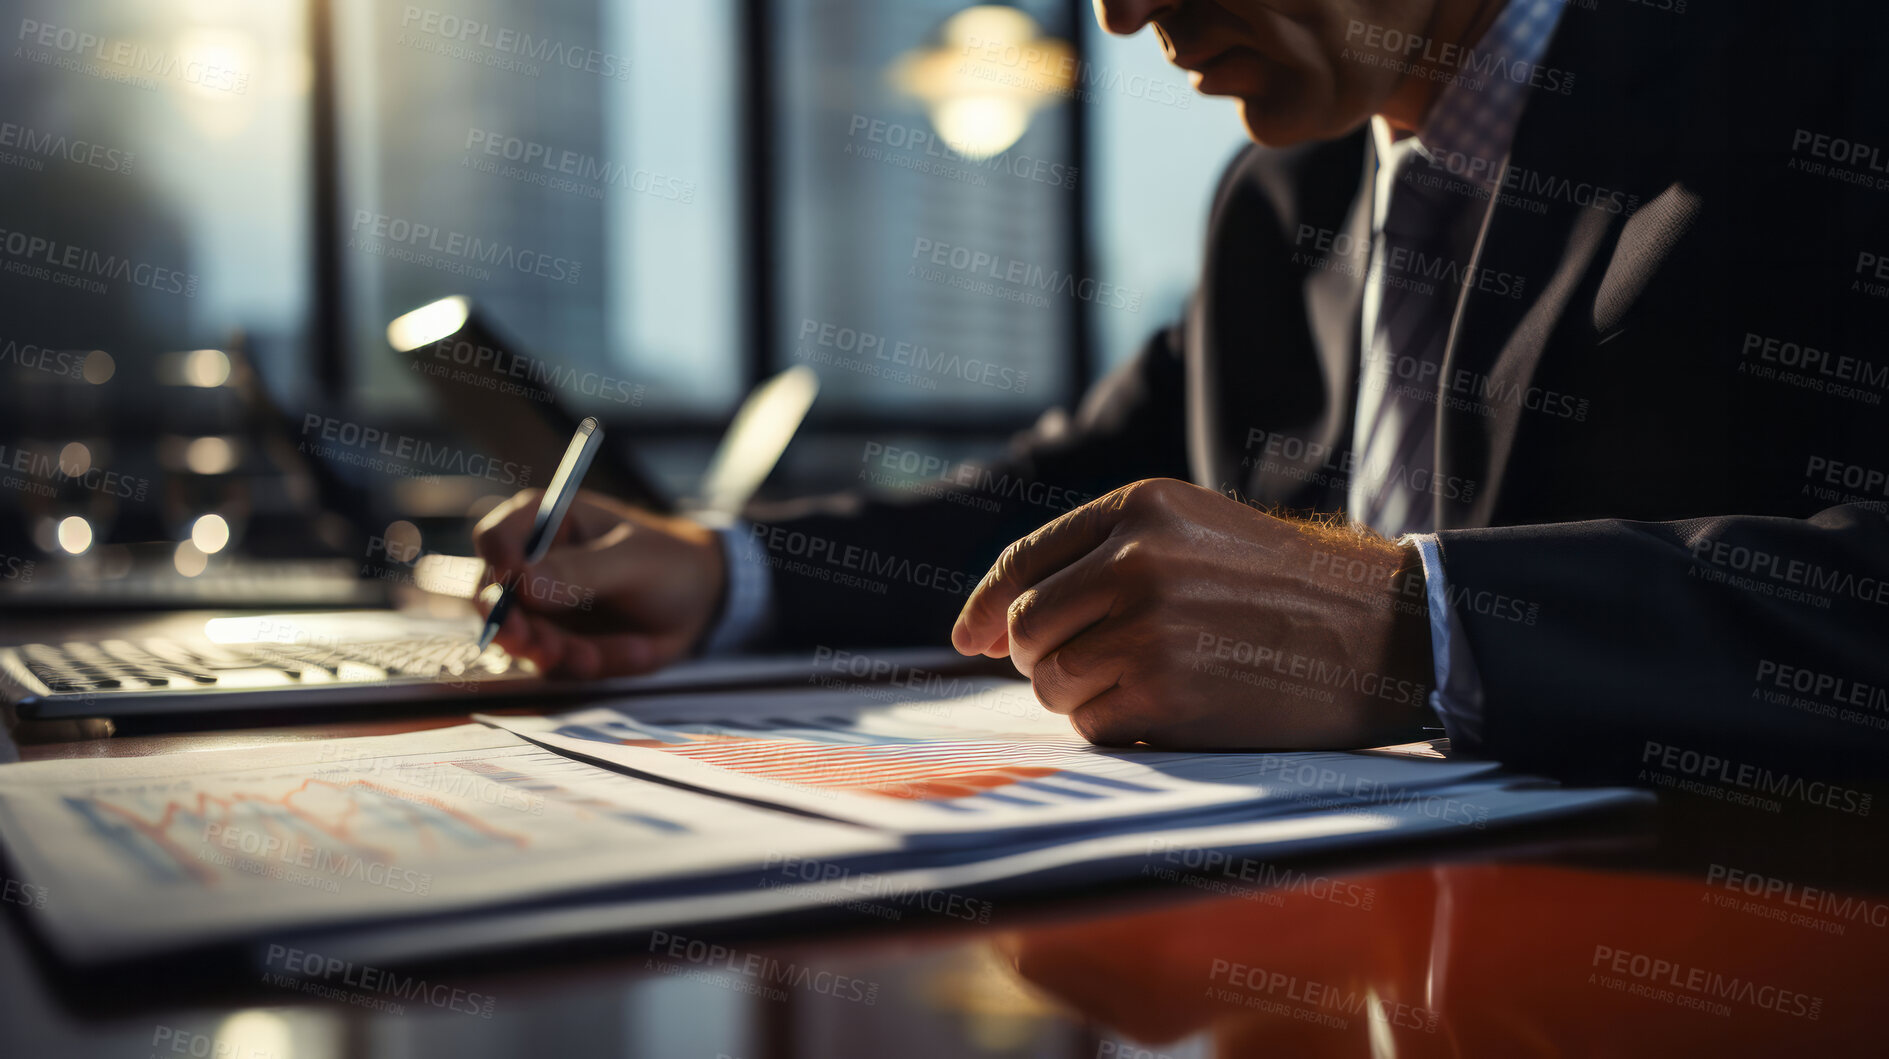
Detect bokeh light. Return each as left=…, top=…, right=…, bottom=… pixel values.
left=82, top=350, right=115, bottom=385
left=56, top=516, right=94, bottom=555
left=184, top=436, right=239, bottom=475
left=191, top=513, right=232, bottom=554
left=173, top=540, right=209, bottom=577
left=58, top=442, right=92, bottom=477
left=183, top=348, right=233, bottom=387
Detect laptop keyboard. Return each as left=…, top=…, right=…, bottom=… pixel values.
left=17, top=637, right=514, bottom=694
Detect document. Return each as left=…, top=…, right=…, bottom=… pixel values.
left=317, top=775, right=1645, bottom=969
left=478, top=683, right=1508, bottom=843
left=0, top=725, right=894, bottom=962
left=0, top=680, right=1649, bottom=966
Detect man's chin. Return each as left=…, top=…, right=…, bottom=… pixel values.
left=1233, top=96, right=1354, bottom=149
left=1234, top=97, right=1311, bottom=148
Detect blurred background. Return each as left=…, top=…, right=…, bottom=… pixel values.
left=0, top=0, right=1244, bottom=595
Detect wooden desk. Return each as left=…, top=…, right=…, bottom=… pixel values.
left=2, top=615, right=1884, bottom=1058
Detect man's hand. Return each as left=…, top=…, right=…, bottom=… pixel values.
left=950, top=479, right=1435, bottom=749
left=471, top=489, right=726, bottom=679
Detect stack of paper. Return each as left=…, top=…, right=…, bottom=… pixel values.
left=0, top=725, right=893, bottom=962
left=479, top=703, right=1506, bottom=842
left=0, top=678, right=1648, bottom=964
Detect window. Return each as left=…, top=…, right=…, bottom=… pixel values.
left=0, top=0, right=311, bottom=380
left=1081, top=16, right=1248, bottom=372
left=331, top=0, right=742, bottom=420
left=770, top=0, right=1082, bottom=425
left=3, top=0, right=1246, bottom=445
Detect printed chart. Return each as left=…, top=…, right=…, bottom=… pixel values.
left=0, top=725, right=892, bottom=961
left=486, top=705, right=1504, bottom=839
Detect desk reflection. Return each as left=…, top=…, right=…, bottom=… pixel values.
left=1002, top=862, right=1885, bottom=1057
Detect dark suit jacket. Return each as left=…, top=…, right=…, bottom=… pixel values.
left=749, top=3, right=1889, bottom=785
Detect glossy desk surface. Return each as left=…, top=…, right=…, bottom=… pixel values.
left=2, top=614, right=1884, bottom=1058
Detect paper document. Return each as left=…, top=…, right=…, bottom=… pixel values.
left=0, top=679, right=1649, bottom=967
left=319, top=775, right=1647, bottom=969
left=479, top=685, right=1505, bottom=842
left=0, top=725, right=893, bottom=962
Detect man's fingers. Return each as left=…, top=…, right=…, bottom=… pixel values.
left=953, top=486, right=1138, bottom=656
left=585, top=631, right=682, bottom=678
left=505, top=611, right=569, bottom=674
left=473, top=489, right=631, bottom=576
left=514, top=522, right=642, bottom=614
left=1066, top=684, right=1151, bottom=747
left=480, top=586, right=537, bottom=653
left=559, top=638, right=602, bottom=681
left=1030, top=627, right=1131, bottom=715
left=476, top=561, right=679, bottom=680
left=472, top=489, right=546, bottom=571
left=1001, top=552, right=1122, bottom=675
left=477, top=503, right=656, bottom=613
left=516, top=626, right=674, bottom=680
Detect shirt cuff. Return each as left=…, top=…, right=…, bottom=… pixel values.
left=696, top=522, right=774, bottom=655
left=1404, top=533, right=1487, bottom=753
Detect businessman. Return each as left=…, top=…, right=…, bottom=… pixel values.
left=476, top=0, right=1889, bottom=785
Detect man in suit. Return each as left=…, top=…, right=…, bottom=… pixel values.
left=475, top=0, right=1889, bottom=786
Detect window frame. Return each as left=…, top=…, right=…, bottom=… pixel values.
left=306, top=0, right=1096, bottom=437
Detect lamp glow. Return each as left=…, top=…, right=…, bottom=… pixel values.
left=387, top=296, right=471, bottom=352
left=890, top=5, right=1074, bottom=161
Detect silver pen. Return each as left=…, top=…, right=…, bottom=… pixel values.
left=478, top=416, right=605, bottom=652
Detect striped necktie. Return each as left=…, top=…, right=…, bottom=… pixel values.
left=1349, top=137, right=1465, bottom=537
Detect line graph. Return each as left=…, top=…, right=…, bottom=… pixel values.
left=64, top=772, right=532, bottom=887
left=0, top=725, right=907, bottom=962
left=57, top=744, right=724, bottom=889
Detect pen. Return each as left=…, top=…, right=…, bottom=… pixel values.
left=478, top=416, right=605, bottom=652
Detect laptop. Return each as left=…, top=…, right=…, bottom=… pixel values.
left=0, top=298, right=819, bottom=719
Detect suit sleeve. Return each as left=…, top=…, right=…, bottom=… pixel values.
left=1434, top=503, right=1889, bottom=785
left=741, top=319, right=1194, bottom=649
